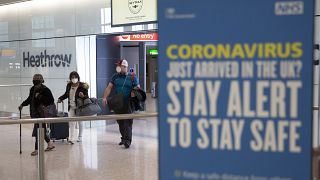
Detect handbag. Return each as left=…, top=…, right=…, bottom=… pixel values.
left=76, top=97, right=101, bottom=116
left=107, top=93, right=126, bottom=113
left=107, top=75, right=131, bottom=113
left=38, top=103, right=57, bottom=118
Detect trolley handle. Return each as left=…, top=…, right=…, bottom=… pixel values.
left=57, top=101, right=65, bottom=117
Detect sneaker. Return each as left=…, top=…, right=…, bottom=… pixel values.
left=118, top=141, right=124, bottom=145
left=31, top=150, right=38, bottom=156
left=77, top=137, right=82, bottom=142
left=67, top=140, right=74, bottom=145
left=45, top=145, right=55, bottom=151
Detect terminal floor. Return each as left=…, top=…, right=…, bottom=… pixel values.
left=0, top=95, right=158, bottom=180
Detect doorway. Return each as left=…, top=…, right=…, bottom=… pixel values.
left=146, top=45, right=158, bottom=93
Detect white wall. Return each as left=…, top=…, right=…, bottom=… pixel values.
left=0, top=0, right=109, bottom=114
left=0, top=37, right=78, bottom=114
left=0, top=0, right=110, bottom=40
left=0, top=0, right=157, bottom=41
left=0, top=0, right=157, bottom=114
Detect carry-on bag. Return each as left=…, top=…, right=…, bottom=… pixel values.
left=50, top=101, right=69, bottom=141
left=76, top=97, right=101, bottom=116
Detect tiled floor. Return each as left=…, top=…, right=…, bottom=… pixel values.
left=0, top=95, right=158, bottom=180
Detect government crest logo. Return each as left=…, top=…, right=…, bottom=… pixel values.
left=128, top=0, right=143, bottom=14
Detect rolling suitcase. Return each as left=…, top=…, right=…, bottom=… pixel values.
left=50, top=102, right=69, bottom=141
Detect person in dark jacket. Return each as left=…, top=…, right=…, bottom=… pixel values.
left=18, top=74, right=55, bottom=156
left=58, top=71, right=89, bottom=144
left=102, top=59, right=139, bottom=148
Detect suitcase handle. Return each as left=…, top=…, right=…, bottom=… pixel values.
left=57, top=101, right=65, bottom=113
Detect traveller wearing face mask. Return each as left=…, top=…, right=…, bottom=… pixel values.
left=58, top=71, right=89, bottom=144
left=102, top=59, right=140, bottom=148
left=18, top=74, right=55, bottom=156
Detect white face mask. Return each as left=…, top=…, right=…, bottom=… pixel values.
left=71, top=78, right=78, bottom=84
left=116, top=66, right=121, bottom=73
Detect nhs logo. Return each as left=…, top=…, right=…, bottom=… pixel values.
left=275, top=1, right=304, bottom=15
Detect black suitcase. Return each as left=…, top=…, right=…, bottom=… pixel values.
left=50, top=102, right=69, bottom=141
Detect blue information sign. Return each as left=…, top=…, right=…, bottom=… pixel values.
left=158, top=1, right=314, bottom=180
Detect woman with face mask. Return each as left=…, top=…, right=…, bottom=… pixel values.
left=18, top=74, right=55, bottom=156
left=58, top=71, right=89, bottom=144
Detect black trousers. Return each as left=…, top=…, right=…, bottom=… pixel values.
left=117, top=119, right=133, bottom=144
left=33, top=123, right=50, bottom=150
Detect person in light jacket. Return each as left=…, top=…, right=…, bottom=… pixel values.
left=58, top=71, right=89, bottom=144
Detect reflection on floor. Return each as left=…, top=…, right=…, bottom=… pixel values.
left=0, top=94, right=158, bottom=180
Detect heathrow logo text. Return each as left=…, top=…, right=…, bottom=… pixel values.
left=23, top=50, right=72, bottom=68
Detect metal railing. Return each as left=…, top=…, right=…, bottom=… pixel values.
left=0, top=112, right=158, bottom=180
left=0, top=113, right=158, bottom=125
left=0, top=84, right=32, bottom=87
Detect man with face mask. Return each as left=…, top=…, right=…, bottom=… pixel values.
left=18, top=74, right=55, bottom=156
left=58, top=71, right=89, bottom=143
left=102, top=59, right=140, bottom=148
